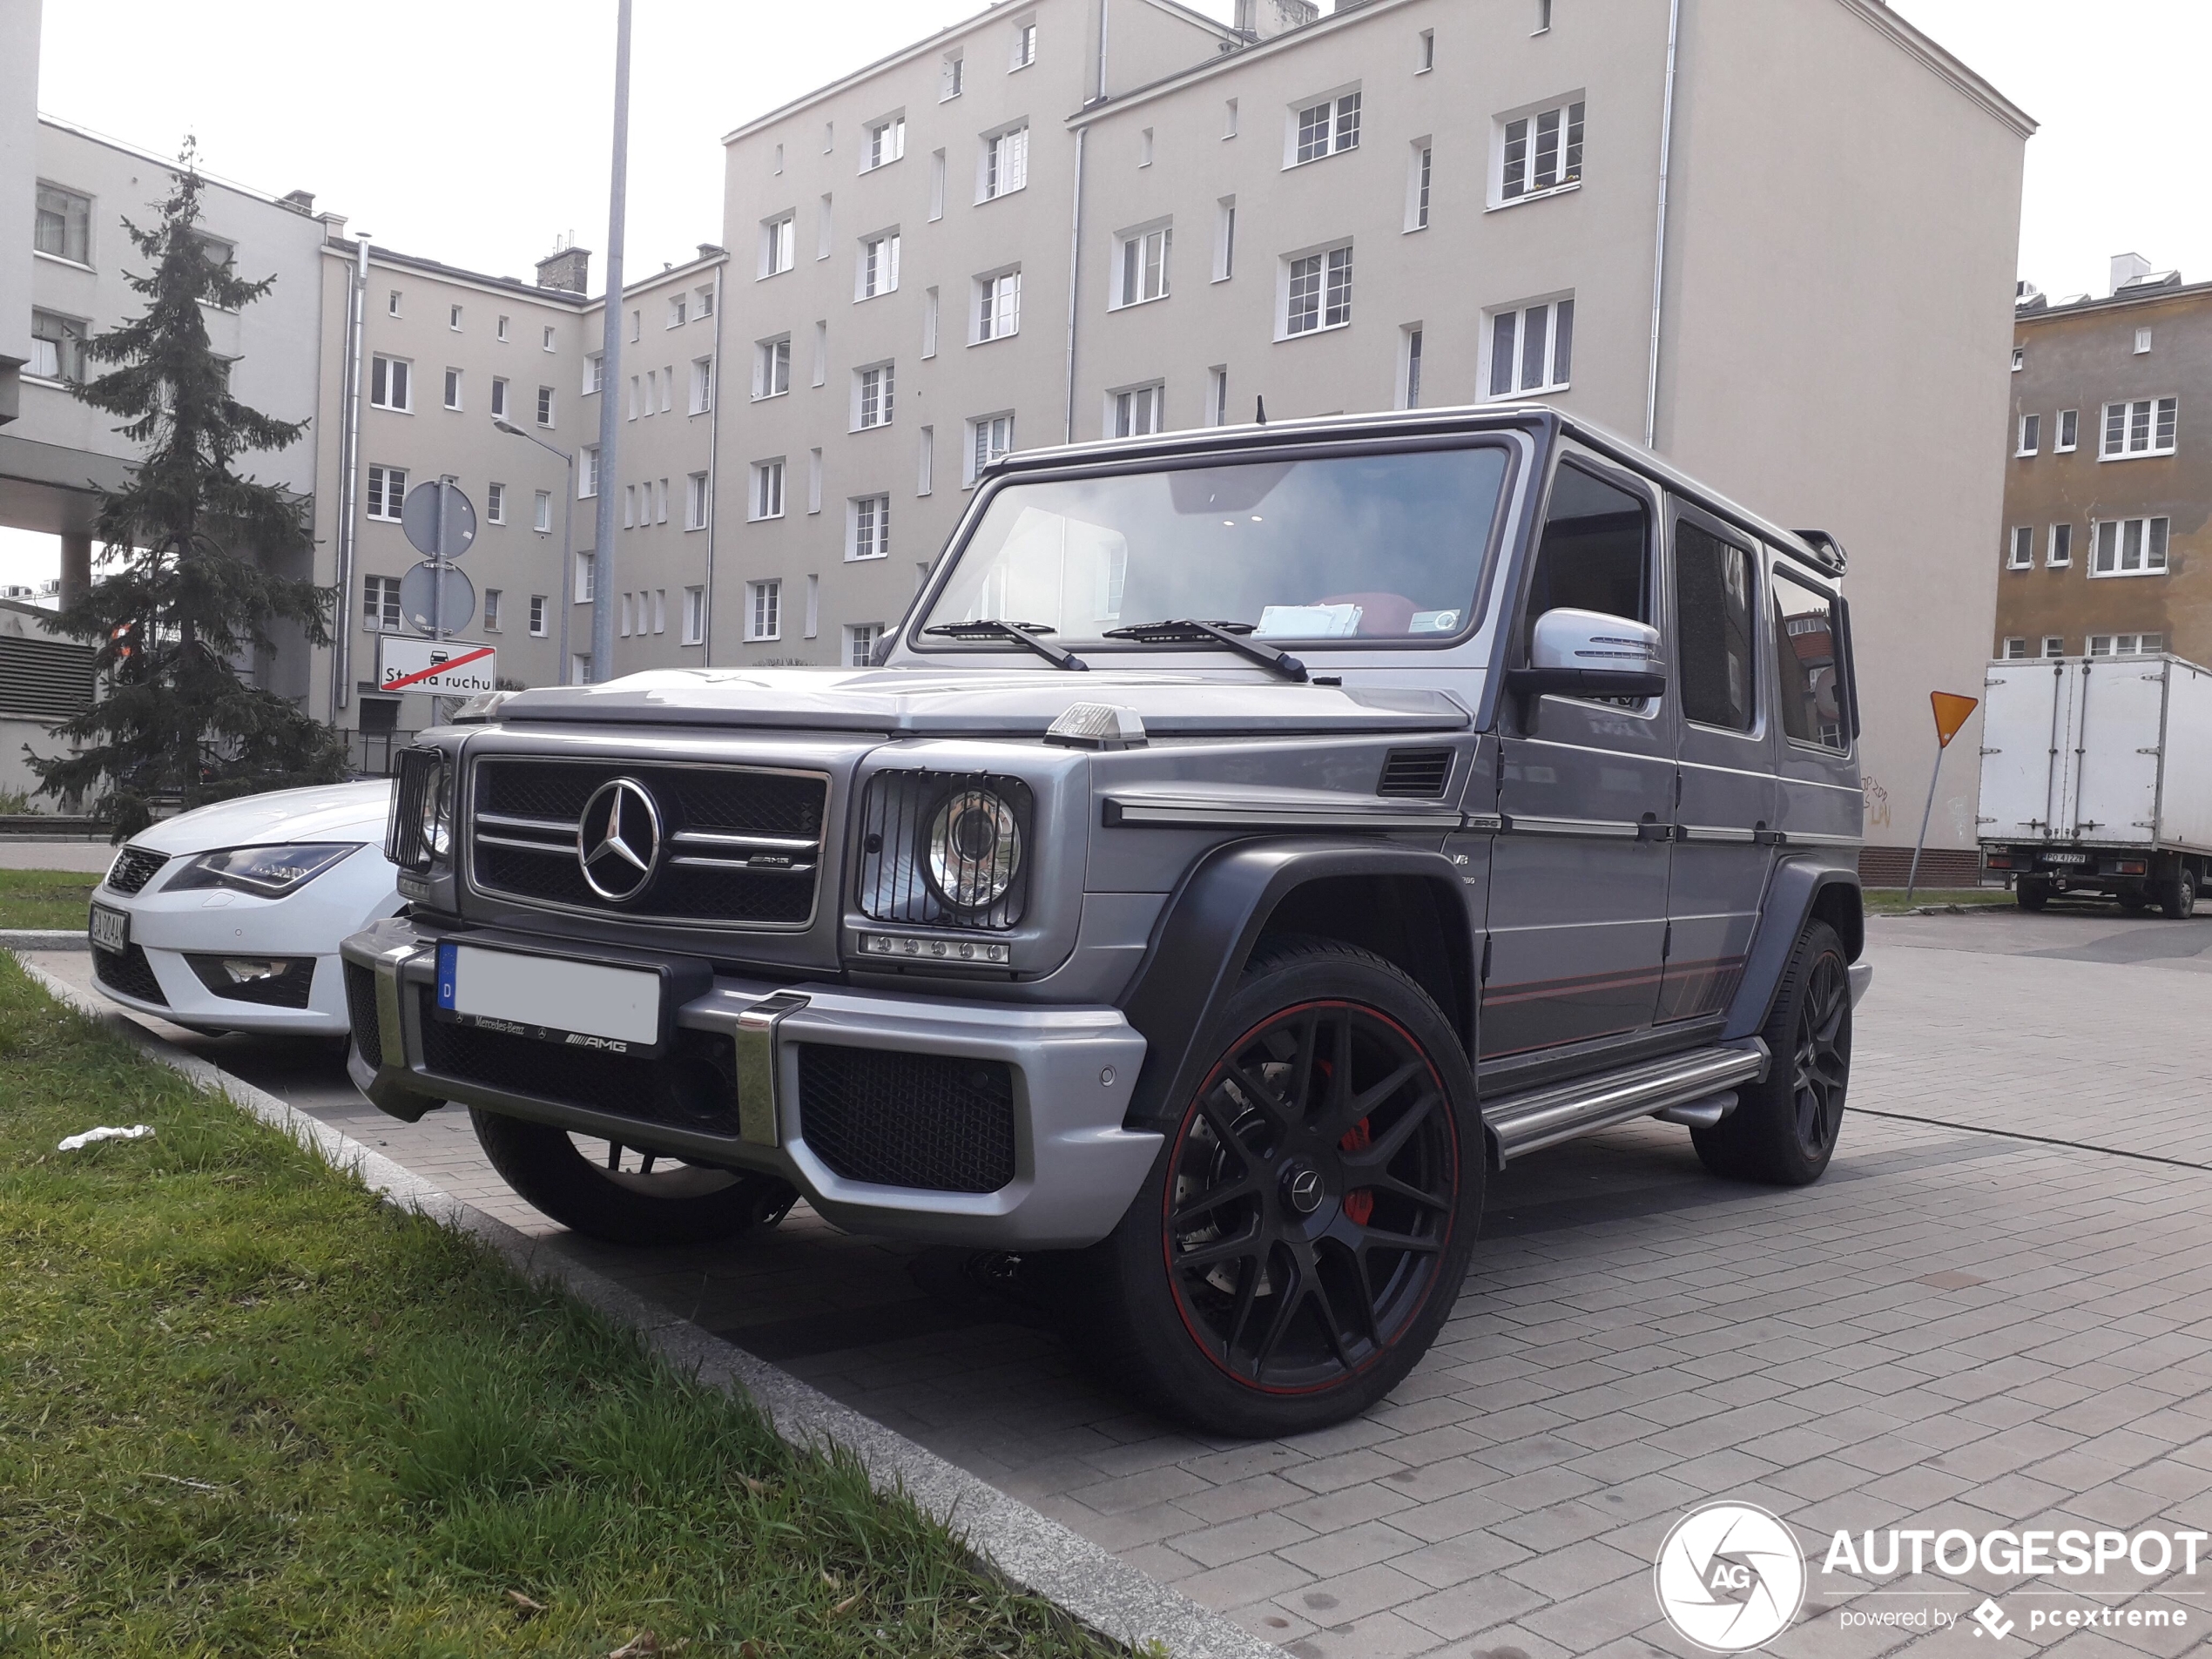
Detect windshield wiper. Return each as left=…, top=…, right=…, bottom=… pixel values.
left=922, top=619, right=1089, bottom=671
left=1102, top=618, right=1308, bottom=683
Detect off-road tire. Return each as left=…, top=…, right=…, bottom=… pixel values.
left=1690, top=921, right=1851, bottom=1186
left=2015, top=878, right=2051, bottom=912
left=470, top=1109, right=796, bottom=1245
left=1078, top=935, right=1483, bottom=1438
left=2160, top=865, right=2197, bottom=921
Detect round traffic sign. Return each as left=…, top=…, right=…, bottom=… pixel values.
left=399, top=561, right=475, bottom=634
left=401, top=481, right=477, bottom=559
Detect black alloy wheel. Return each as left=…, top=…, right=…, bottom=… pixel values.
left=1788, top=952, right=1850, bottom=1162
left=1690, top=919, right=1852, bottom=1186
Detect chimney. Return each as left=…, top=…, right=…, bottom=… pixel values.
left=1234, top=0, right=1318, bottom=39
left=536, top=244, right=591, bottom=293
left=279, top=188, right=315, bottom=216
left=317, top=211, right=348, bottom=242
left=2110, top=252, right=2153, bottom=295
left=698, top=242, right=726, bottom=260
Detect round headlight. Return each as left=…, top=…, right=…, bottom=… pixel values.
left=926, top=788, right=1020, bottom=911
left=419, top=765, right=452, bottom=859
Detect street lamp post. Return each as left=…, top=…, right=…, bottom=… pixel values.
left=589, top=0, right=634, bottom=684
left=494, top=419, right=576, bottom=685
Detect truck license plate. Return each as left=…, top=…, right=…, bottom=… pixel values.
left=2042, top=852, right=2088, bottom=865
left=435, top=942, right=662, bottom=1051
left=90, top=903, right=129, bottom=953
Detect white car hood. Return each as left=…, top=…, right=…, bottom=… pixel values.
left=131, top=781, right=395, bottom=856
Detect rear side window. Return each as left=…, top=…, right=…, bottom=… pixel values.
left=1770, top=564, right=1848, bottom=751
left=1523, top=462, right=1651, bottom=656
left=1674, top=518, right=1756, bottom=732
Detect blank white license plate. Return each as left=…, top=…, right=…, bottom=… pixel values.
left=435, top=943, right=661, bottom=1049
left=90, top=903, right=128, bottom=953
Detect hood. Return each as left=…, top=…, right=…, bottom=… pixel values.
left=132, top=780, right=395, bottom=856
left=496, top=667, right=1472, bottom=738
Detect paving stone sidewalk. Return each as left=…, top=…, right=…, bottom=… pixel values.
left=24, top=912, right=2212, bottom=1657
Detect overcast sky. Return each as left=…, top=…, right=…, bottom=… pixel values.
left=9, top=0, right=2209, bottom=585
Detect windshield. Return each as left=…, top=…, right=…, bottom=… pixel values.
left=917, top=445, right=1511, bottom=650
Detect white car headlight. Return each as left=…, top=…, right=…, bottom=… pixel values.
left=165, top=843, right=360, bottom=898
left=926, top=788, right=1022, bottom=911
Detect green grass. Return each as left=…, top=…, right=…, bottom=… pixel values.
left=0, top=955, right=1134, bottom=1658
left=1862, top=887, right=2011, bottom=914
left=0, top=867, right=101, bottom=930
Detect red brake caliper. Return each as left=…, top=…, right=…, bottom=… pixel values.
left=1339, top=1118, right=1373, bottom=1225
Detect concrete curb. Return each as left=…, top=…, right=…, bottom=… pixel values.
left=1, top=929, right=89, bottom=950
left=10, top=954, right=1278, bottom=1659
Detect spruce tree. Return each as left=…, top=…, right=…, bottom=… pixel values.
left=30, top=143, right=344, bottom=838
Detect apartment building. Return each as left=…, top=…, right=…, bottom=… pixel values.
left=712, top=0, right=2030, bottom=875
left=1996, top=256, right=2210, bottom=668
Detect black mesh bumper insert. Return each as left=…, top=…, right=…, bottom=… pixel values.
left=93, top=941, right=166, bottom=1006
left=796, top=1044, right=1017, bottom=1194
left=344, top=963, right=383, bottom=1070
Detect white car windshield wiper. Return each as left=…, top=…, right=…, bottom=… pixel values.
left=922, top=619, right=1089, bottom=671
left=1102, top=618, right=1308, bottom=683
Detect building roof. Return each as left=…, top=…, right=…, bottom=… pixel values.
left=37, top=113, right=327, bottom=215
left=2016, top=276, right=2212, bottom=326
left=323, top=240, right=725, bottom=311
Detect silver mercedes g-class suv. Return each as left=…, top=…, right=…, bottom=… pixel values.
left=342, top=405, right=1869, bottom=1436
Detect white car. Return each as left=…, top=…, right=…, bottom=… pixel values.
left=88, top=780, right=402, bottom=1037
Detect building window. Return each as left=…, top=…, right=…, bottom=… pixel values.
left=1210, top=365, right=1230, bottom=427
left=2047, top=523, right=2073, bottom=568
left=685, top=471, right=709, bottom=530
left=2056, top=408, right=2078, bottom=452
left=536, top=385, right=556, bottom=426
left=698, top=284, right=714, bottom=319
left=655, top=477, right=669, bottom=523
left=483, top=589, right=502, bottom=632
left=576, top=550, right=596, bottom=604
left=1140, top=128, right=1155, bottom=168
left=1291, top=90, right=1362, bottom=168
left=918, top=426, right=935, bottom=496
left=28, top=310, right=87, bottom=382
left=691, top=356, right=714, bottom=415
left=866, top=116, right=907, bottom=171
left=668, top=293, right=688, bottom=329
left=586, top=353, right=604, bottom=395
left=1112, top=383, right=1163, bottom=438
left=628, top=372, right=641, bottom=418
left=369, top=354, right=412, bottom=411
left=942, top=50, right=965, bottom=99
left=969, top=413, right=1014, bottom=482
left=2016, top=413, right=2040, bottom=455
left=2006, top=526, right=2033, bottom=570
left=443, top=368, right=463, bottom=411
left=859, top=230, right=901, bottom=299
left=623, top=483, right=637, bottom=530
left=2012, top=347, right=2025, bottom=372
left=1115, top=226, right=1171, bottom=308
left=1409, top=142, right=1433, bottom=231
left=366, top=465, right=407, bottom=521
left=1499, top=99, right=1585, bottom=199
left=2041, top=637, right=2065, bottom=658
left=2001, top=637, right=2027, bottom=661
left=752, top=458, right=786, bottom=521
left=34, top=183, right=91, bottom=264
left=449, top=303, right=463, bottom=331
left=855, top=362, right=895, bottom=429
left=533, top=489, right=552, bottom=533
left=748, top=580, right=781, bottom=641
left=1419, top=28, right=1435, bottom=71
left=976, top=269, right=1022, bottom=341
left=760, top=212, right=797, bottom=277
left=683, top=585, right=706, bottom=645
left=497, top=314, right=510, bottom=341
left=580, top=446, right=599, bottom=498
left=388, top=290, right=402, bottom=317
left=2089, top=633, right=2162, bottom=657
left=850, top=495, right=891, bottom=560
left=846, top=623, right=883, bottom=667
left=487, top=482, right=506, bottom=524
left=1224, top=98, right=1240, bottom=138
left=1285, top=244, right=1353, bottom=336
left=529, top=594, right=548, bottom=637
left=981, top=125, right=1029, bottom=200
left=1011, top=17, right=1036, bottom=69
left=2091, top=516, right=2170, bottom=577
left=2101, top=397, right=2178, bottom=458
left=755, top=336, right=791, bottom=401
left=362, top=574, right=402, bottom=632
left=1215, top=198, right=1237, bottom=280
left=543, top=326, right=557, bottom=352
left=2134, top=327, right=2154, bottom=354
left=1403, top=326, right=1425, bottom=408
left=1487, top=296, right=1575, bottom=395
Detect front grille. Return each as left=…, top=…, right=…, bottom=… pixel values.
left=470, top=757, right=826, bottom=927
left=344, top=963, right=382, bottom=1069
left=796, top=1043, right=1017, bottom=1193
left=414, top=988, right=744, bottom=1136
left=93, top=941, right=167, bottom=1005
left=186, top=954, right=316, bottom=1008
left=1379, top=747, right=1454, bottom=799
left=105, top=846, right=169, bottom=895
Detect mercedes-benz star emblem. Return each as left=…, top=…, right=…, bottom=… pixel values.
left=577, top=778, right=662, bottom=902
left=1285, top=1165, right=1325, bottom=1217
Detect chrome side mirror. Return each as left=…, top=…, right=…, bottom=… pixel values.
left=1506, top=607, right=1668, bottom=725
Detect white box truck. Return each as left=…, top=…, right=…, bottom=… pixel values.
left=1978, top=651, right=2212, bottom=916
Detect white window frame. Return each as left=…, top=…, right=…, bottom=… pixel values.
left=2100, top=397, right=2178, bottom=460
left=1279, top=240, right=1354, bottom=340
left=533, top=490, right=552, bottom=534
left=1285, top=86, right=1362, bottom=168
left=683, top=585, right=707, bottom=646
left=857, top=229, right=902, bottom=300
left=1109, top=382, right=1163, bottom=439
left=362, top=573, right=403, bottom=633
left=941, top=51, right=965, bottom=100
left=759, top=212, right=797, bottom=279
left=33, top=181, right=92, bottom=266
left=1493, top=95, right=1586, bottom=206
left=667, top=293, right=687, bottom=329
left=496, top=314, right=510, bottom=342
left=755, top=335, right=791, bottom=401
left=487, top=482, right=506, bottom=524
left=2047, top=523, right=2073, bottom=569
left=1112, top=222, right=1171, bottom=310
left=747, top=580, right=782, bottom=642
left=1399, top=324, right=1426, bottom=410
left=968, top=411, right=1015, bottom=484
left=1214, top=198, right=1237, bottom=282
left=1010, top=16, right=1037, bottom=71
left=751, top=457, right=787, bottom=522
left=483, top=588, right=502, bottom=632
left=845, top=622, right=885, bottom=668
left=536, top=384, right=556, bottom=428
left=974, top=267, right=1022, bottom=342
left=1485, top=293, right=1575, bottom=396
left=2000, top=637, right=2027, bottom=660
left=2012, top=347, right=2025, bottom=372
left=2006, top=526, right=2033, bottom=570
left=2088, top=633, right=2163, bottom=658
left=529, top=594, right=549, bottom=637
left=691, top=355, right=714, bottom=415
left=443, top=367, right=463, bottom=411
left=853, top=361, right=896, bottom=430
left=864, top=114, right=907, bottom=172
left=27, top=308, right=88, bottom=382
left=365, top=464, right=408, bottom=522
left=2016, top=412, right=2040, bottom=456
left=576, top=551, right=596, bottom=605
left=2135, top=327, right=2154, bottom=354
left=1209, top=365, right=1230, bottom=427
left=2056, top=408, right=2079, bottom=452
left=849, top=494, right=892, bottom=561
left=580, top=446, right=599, bottom=498
left=979, top=123, right=1030, bottom=202
left=369, top=354, right=412, bottom=413
left=1406, top=139, right=1433, bottom=232
left=2041, top=637, right=2066, bottom=658
left=584, top=353, right=604, bottom=395
left=918, top=425, right=935, bottom=496
left=687, top=471, right=710, bottom=530
left=543, top=325, right=557, bottom=353
left=2089, top=516, right=2170, bottom=578
left=1418, top=28, right=1435, bottom=71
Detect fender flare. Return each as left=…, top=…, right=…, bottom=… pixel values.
left=1117, top=837, right=1473, bottom=1131
left=1723, top=854, right=1863, bottom=1041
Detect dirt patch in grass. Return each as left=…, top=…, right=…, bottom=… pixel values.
left=0, top=867, right=100, bottom=930
left=0, top=955, right=1136, bottom=1657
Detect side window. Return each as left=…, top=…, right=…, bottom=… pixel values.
left=1674, top=517, right=1756, bottom=732
left=1770, top=563, right=1849, bottom=751
left=1523, top=462, right=1651, bottom=658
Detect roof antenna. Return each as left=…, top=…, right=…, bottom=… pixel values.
left=1255, top=395, right=1267, bottom=426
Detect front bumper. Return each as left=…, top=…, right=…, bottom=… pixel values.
left=338, top=916, right=1158, bottom=1249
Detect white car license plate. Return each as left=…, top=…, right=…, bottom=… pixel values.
left=435, top=942, right=661, bottom=1051
left=2043, top=852, right=2088, bottom=865
left=90, top=903, right=129, bottom=953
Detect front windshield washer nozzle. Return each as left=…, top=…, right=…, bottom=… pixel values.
left=1044, top=702, right=1149, bottom=751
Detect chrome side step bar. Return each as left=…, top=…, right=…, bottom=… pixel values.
left=1484, top=1043, right=1767, bottom=1164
